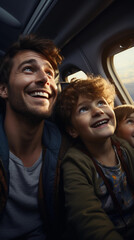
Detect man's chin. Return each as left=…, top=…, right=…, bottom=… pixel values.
left=21, top=109, right=53, bottom=123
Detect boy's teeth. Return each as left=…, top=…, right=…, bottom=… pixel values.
left=94, top=120, right=108, bottom=127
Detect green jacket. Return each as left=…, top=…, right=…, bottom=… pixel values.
left=60, top=135, right=134, bottom=240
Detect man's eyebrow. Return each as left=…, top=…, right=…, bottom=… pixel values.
left=17, top=59, right=54, bottom=71
left=17, top=59, right=36, bottom=70
left=45, top=62, right=54, bottom=71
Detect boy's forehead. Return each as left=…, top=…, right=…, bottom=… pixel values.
left=77, top=94, right=103, bottom=102
left=76, top=95, right=90, bottom=104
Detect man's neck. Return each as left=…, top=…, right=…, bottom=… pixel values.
left=4, top=111, right=45, bottom=167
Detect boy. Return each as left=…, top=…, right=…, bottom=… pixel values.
left=114, top=104, right=134, bottom=147
left=56, top=75, right=134, bottom=240
left=0, top=34, right=62, bottom=240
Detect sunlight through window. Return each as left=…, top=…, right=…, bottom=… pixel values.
left=114, top=47, right=134, bottom=100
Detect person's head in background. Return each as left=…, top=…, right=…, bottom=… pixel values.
left=114, top=104, right=134, bottom=147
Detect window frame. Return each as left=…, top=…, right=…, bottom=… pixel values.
left=102, top=35, right=134, bottom=105
left=107, top=55, right=134, bottom=104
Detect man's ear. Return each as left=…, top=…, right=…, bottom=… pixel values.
left=0, top=84, right=8, bottom=99
left=67, top=126, right=78, bottom=138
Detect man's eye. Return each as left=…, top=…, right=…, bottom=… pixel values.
left=46, top=70, right=54, bottom=77
left=23, top=66, right=33, bottom=72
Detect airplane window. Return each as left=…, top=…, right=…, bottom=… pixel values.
left=113, top=47, right=134, bottom=100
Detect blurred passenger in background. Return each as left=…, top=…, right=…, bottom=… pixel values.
left=114, top=104, right=134, bottom=147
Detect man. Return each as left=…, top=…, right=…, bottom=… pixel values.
left=0, top=34, right=62, bottom=240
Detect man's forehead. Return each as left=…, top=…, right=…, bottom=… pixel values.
left=12, top=50, right=53, bottom=69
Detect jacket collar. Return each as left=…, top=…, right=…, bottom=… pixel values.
left=0, top=112, right=9, bottom=171
left=42, top=120, right=61, bottom=152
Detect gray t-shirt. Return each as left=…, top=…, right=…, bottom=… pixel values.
left=96, top=156, right=134, bottom=229
left=0, top=151, right=46, bottom=240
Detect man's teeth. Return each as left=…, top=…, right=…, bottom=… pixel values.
left=30, top=92, right=49, bottom=98
left=93, top=120, right=108, bottom=127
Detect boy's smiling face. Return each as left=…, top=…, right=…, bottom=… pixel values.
left=68, top=95, right=116, bottom=144
left=116, top=113, right=134, bottom=147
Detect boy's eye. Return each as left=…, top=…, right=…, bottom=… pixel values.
left=97, top=100, right=106, bottom=107
left=79, top=106, right=89, bottom=113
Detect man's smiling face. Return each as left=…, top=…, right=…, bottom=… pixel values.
left=4, top=50, right=58, bottom=120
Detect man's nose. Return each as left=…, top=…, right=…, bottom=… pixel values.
left=36, top=70, right=50, bottom=85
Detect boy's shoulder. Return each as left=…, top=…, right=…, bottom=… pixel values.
left=61, top=137, right=95, bottom=166
left=112, top=134, right=134, bottom=167
left=112, top=134, right=134, bottom=152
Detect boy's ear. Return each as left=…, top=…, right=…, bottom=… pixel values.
left=67, top=126, right=78, bottom=138
left=0, top=84, right=8, bottom=99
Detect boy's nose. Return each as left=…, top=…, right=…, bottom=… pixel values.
left=92, top=107, right=104, bottom=117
